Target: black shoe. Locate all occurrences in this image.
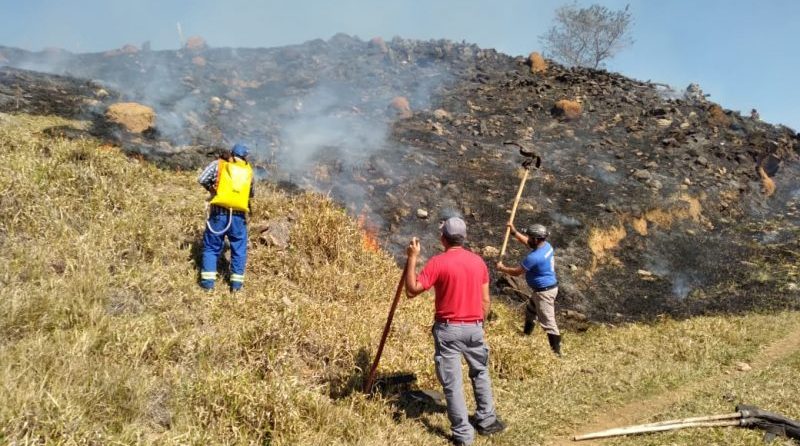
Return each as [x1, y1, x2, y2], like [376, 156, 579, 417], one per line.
[547, 333, 562, 357]
[523, 319, 534, 335]
[477, 418, 506, 436]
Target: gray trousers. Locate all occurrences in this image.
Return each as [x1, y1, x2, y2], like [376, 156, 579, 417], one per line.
[525, 287, 560, 335]
[432, 321, 498, 444]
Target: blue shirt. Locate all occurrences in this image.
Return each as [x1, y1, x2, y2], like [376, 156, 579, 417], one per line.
[522, 241, 557, 289]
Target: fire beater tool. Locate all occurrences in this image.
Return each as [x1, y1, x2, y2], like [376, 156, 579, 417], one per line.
[573, 404, 800, 442]
[499, 141, 541, 258]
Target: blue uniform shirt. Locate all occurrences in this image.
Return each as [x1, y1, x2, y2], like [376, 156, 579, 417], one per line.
[521, 241, 557, 289]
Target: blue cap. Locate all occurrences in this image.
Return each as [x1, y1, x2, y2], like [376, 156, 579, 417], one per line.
[232, 143, 249, 158]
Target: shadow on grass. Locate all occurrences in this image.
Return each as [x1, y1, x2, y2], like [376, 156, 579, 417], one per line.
[327, 347, 452, 441]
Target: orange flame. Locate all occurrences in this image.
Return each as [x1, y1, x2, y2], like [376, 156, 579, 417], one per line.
[357, 211, 380, 253]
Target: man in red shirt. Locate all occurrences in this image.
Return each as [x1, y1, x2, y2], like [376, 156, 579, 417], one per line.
[405, 217, 505, 445]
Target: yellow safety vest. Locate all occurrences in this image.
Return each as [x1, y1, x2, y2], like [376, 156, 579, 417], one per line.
[210, 158, 253, 212]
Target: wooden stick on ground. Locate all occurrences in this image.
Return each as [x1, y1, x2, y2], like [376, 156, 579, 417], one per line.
[634, 412, 743, 428]
[573, 414, 744, 441]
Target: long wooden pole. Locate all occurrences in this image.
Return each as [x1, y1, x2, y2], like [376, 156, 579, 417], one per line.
[634, 412, 742, 428]
[573, 414, 744, 441]
[499, 168, 530, 257]
[363, 259, 410, 394]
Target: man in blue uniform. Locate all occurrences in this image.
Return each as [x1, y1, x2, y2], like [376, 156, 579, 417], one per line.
[197, 143, 254, 292]
[496, 223, 561, 356]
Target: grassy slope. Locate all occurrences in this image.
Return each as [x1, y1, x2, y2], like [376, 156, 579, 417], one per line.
[0, 113, 798, 445]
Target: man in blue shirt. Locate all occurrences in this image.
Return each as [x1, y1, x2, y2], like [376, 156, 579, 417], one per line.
[496, 223, 561, 356]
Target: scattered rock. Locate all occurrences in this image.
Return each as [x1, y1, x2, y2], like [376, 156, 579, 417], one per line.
[563, 309, 588, 322]
[735, 362, 752, 372]
[433, 109, 451, 121]
[633, 169, 652, 181]
[416, 208, 428, 219]
[482, 246, 499, 257]
[257, 217, 292, 250]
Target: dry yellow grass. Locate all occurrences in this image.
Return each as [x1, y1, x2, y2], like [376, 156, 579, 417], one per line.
[587, 225, 627, 271]
[1, 113, 798, 446]
[707, 104, 731, 127]
[553, 99, 583, 121]
[758, 165, 777, 197]
[588, 195, 706, 271]
[528, 52, 547, 74]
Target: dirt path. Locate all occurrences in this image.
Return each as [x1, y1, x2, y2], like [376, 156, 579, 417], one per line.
[549, 324, 800, 446]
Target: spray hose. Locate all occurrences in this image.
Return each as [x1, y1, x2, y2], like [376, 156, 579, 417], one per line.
[205, 204, 233, 235]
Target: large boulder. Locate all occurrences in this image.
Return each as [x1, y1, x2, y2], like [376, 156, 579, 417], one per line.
[105, 102, 156, 133]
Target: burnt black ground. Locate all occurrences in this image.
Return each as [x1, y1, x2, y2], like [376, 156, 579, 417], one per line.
[1, 36, 798, 322]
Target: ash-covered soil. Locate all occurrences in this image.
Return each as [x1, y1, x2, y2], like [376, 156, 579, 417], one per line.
[1, 35, 798, 321]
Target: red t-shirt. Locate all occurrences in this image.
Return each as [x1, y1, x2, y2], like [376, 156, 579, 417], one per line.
[417, 247, 489, 322]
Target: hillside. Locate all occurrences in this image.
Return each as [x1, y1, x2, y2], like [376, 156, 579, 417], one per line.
[1, 34, 799, 445]
[1, 36, 798, 322]
[1, 114, 799, 445]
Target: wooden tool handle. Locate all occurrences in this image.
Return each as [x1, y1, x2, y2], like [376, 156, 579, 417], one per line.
[363, 259, 410, 394]
[500, 168, 530, 257]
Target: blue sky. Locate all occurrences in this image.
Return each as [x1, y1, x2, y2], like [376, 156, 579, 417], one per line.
[1, 0, 798, 130]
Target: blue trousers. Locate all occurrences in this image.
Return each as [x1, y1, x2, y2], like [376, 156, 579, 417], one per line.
[200, 210, 247, 290]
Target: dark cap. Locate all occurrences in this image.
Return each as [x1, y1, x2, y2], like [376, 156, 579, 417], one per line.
[524, 224, 549, 238]
[440, 217, 467, 238]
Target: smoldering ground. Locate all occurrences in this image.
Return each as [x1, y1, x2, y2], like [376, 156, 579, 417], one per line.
[1, 34, 798, 322]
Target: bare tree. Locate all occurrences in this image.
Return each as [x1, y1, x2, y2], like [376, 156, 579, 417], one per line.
[540, 3, 634, 69]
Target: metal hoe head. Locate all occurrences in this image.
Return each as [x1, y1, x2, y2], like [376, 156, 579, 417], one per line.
[503, 140, 542, 169]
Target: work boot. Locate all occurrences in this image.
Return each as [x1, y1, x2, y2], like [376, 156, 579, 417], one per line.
[523, 319, 535, 335]
[547, 333, 562, 357]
